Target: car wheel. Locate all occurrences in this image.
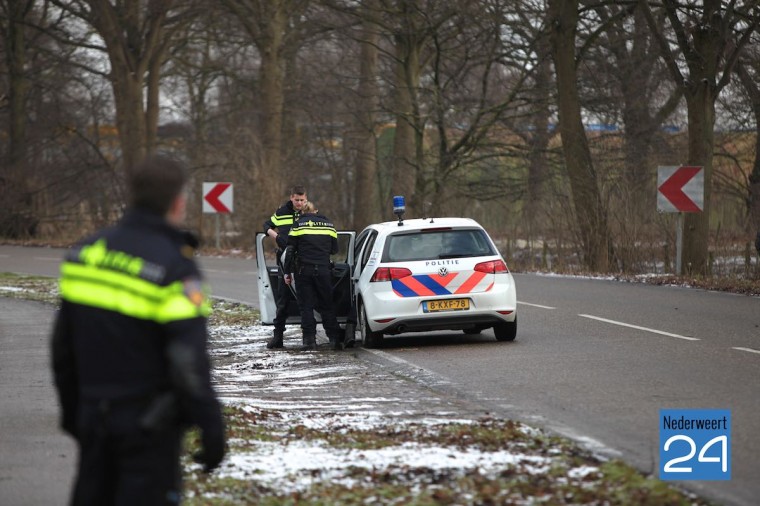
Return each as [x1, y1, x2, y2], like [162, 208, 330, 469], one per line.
[360, 304, 383, 348]
[493, 317, 517, 342]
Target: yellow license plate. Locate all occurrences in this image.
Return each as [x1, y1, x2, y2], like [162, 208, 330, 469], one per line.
[424, 298, 470, 313]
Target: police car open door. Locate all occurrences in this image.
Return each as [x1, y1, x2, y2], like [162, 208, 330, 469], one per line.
[255, 231, 355, 326]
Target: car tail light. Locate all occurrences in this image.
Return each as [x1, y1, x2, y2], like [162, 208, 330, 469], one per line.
[370, 267, 413, 282]
[474, 260, 509, 273]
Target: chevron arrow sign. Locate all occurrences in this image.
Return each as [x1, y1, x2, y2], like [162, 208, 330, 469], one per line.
[657, 166, 703, 213]
[202, 182, 233, 213]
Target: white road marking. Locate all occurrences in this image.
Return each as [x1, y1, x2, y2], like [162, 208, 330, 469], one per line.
[518, 301, 556, 309]
[578, 314, 699, 341]
[732, 347, 760, 355]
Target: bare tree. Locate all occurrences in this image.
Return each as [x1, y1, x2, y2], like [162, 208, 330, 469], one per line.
[385, 0, 429, 217]
[0, 0, 34, 168]
[734, 48, 760, 243]
[50, 0, 197, 172]
[351, 0, 382, 229]
[0, 0, 35, 236]
[580, 3, 683, 271]
[641, 0, 758, 274]
[547, 0, 611, 271]
[219, 0, 314, 223]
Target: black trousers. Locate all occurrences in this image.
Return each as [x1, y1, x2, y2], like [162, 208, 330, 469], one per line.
[71, 400, 183, 506]
[294, 263, 341, 340]
[272, 271, 292, 332]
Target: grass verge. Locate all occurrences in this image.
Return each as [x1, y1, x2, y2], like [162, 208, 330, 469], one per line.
[1, 273, 713, 505]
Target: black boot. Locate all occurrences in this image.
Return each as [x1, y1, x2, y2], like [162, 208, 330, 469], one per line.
[330, 334, 344, 351]
[343, 323, 356, 348]
[300, 335, 317, 351]
[266, 329, 284, 349]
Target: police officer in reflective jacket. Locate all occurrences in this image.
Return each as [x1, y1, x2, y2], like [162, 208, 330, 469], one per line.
[262, 185, 307, 349]
[51, 155, 226, 505]
[283, 201, 343, 351]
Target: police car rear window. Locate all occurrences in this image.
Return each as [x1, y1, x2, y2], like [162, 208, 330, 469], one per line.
[384, 229, 496, 262]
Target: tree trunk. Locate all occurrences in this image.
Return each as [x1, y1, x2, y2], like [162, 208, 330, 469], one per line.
[734, 61, 760, 251]
[353, 3, 381, 229]
[548, 0, 610, 271]
[257, 1, 287, 223]
[749, 117, 760, 241]
[525, 39, 552, 248]
[5, 0, 30, 168]
[111, 66, 148, 173]
[83, 0, 176, 173]
[390, 30, 422, 217]
[1, 0, 34, 237]
[682, 85, 717, 274]
[145, 50, 164, 154]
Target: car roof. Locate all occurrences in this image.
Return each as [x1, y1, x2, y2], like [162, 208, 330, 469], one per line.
[369, 217, 484, 233]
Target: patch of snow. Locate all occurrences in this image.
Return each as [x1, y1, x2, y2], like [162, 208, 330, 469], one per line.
[215, 439, 555, 492]
[0, 286, 25, 292]
[201, 317, 603, 496]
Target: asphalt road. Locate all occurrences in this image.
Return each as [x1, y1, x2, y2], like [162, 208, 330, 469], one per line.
[2, 245, 759, 505]
[0, 298, 77, 505]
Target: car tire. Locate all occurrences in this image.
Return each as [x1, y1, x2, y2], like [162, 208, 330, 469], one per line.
[360, 304, 383, 348]
[493, 317, 517, 342]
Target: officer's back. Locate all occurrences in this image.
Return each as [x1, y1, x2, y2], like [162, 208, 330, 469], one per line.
[51, 155, 225, 505]
[289, 209, 338, 267]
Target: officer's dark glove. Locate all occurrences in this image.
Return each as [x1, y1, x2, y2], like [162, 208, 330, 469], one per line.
[194, 429, 226, 472]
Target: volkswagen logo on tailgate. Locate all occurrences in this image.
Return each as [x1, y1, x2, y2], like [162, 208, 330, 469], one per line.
[438, 267, 448, 277]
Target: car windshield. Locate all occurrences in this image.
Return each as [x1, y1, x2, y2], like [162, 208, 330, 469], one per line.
[385, 229, 496, 262]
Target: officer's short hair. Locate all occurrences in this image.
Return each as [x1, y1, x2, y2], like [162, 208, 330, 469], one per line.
[290, 185, 306, 196]
[129, 155, 188, 216]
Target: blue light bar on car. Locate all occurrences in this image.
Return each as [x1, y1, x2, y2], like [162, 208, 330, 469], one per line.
[393, 195, 405, 225]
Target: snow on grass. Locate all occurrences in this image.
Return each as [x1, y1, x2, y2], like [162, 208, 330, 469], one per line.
[184, 301, 708, 504]
[0, 285, 26, 292]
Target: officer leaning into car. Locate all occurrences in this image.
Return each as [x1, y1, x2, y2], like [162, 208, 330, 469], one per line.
[283, 201, 344, 351]
[262, 185, 308, 349]
[51, 154, 226, 505]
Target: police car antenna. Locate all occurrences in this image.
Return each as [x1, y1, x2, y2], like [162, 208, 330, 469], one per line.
[421, 200, 434, 223]
[393, 195, 405, 226]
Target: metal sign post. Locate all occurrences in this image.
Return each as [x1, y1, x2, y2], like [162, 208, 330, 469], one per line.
[675, 213, 683, 275]
[215, 214, 220, 249]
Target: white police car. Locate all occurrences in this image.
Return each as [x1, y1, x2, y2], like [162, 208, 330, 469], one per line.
[349, 197, 517, 347]
[254, 197, 516, 347]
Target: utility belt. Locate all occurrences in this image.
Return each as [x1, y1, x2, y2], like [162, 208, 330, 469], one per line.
[82, 390, 179, 433]
[296, 262, 329, 276]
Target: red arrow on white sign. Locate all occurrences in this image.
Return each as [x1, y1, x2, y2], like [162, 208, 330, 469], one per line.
[203, 182, 233, 213]
[657, 166, 703, 213]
